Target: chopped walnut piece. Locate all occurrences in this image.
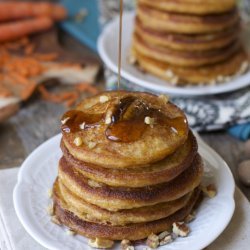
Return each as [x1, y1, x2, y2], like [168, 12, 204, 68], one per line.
[158, 94, 169, 103]
[172, 222, 190, 237]
[66, 229, 76, 236]
[158, 231, 170, 240]
[79, 122, 85, 130]
[144, 116, 155, 126]
[61, 117, 70, 125]
[121, 239, 134, 250]
[88, 141, 97, 149]
[159, 234, 173, 246]
[146, 233, 159, 249]
[165, 69, 174, 78]
[100, 95, 110, 103]
[201, 184, 217, 198]
[74, 137, 82, 146]
[88, 238, 114, 249]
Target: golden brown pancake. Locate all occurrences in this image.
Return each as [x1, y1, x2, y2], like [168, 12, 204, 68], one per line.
[133, 33, 240, 67]
[135, 18, 239, 51]
[61, 130, 197, 187]
[53, 186, 201, 240]
[58, 154, 203, 211]
[137, 4, 239, 34]
[138, 0, 236, 15]
[62, 91, 189, 168]
[55, 179, 195, 225]
[133, 48, 248, 84]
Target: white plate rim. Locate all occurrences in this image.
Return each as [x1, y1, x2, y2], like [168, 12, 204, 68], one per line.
[13, 133, 235, 250]
[97, 12, 250, 96]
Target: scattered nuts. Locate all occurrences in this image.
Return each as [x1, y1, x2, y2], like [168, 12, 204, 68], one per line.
[121, 239, 134, 250]
[159, 234, 173, 246]
[51, 216, 61, 226]
[66, 229, 76, 236]
[88, 238, 114, 249]
[201, 184, 217, 198]
[74, 137, 83, 146]
[88, 141, 97, 149]
[184, 211, 196, 223]
[46, 204, 54, 216]
[100, 95, 110, 103]
[165, 69, 174, 78]
[158, 231, 170, 240]
[146, 233, 159, 249]
[158, 94, 169, 103]
[217, 75, 224, 82]
[239, 61, 249, 74]
[61, 117, 70, 125]
[169, 76, 179, 85]
[144, 116, 155, 126]
[172, 222, 190, 237]
[88, 179, 102, 188]
[79, 122, 85, 130]
[47, 188, 52, 198]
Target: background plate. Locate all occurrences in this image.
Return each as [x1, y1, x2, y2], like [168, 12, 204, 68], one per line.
[13, 133, 235, 250]
[98, 12, 250, 97]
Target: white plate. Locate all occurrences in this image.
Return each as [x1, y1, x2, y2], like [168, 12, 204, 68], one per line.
[13, 133, 235, 250]
[98, 12, 250, 96]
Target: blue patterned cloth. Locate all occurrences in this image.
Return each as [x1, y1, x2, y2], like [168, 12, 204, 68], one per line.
[228, 123, 250, 141]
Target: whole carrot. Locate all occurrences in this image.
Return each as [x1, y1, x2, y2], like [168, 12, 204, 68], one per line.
[0, 17, 53, 42]
[0, 2, 67, 21]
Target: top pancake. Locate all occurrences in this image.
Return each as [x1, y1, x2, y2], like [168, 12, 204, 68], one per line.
[137, 4, 239, 34]
[138, 0, 236, 15]
[61, 91, 189, 168]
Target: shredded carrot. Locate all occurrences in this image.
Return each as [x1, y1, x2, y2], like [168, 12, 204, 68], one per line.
[24, 43, 35, 55]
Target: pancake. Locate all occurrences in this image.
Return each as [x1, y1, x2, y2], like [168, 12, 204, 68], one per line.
[137, 5, 239, 34]
[61, 130, 197, 187]
[133, 48, 248, 84]
[133, 33, 240, 67]
[55, 179, 195, 225]
[138, 0, 236, 15]
[135, 18, 239, 51]
[53, 186, 201, 240]
[58, 154, 203, 211]
[62, 91, 189, 168]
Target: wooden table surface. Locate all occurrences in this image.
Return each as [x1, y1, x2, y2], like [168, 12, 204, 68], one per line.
[0, 30, 249, 202]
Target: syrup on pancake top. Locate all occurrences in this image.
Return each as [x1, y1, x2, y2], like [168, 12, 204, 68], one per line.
[51, 91, 208, 248]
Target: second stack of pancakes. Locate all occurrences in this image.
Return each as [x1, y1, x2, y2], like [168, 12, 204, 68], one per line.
[132, 0, 248, 85]
[53, 91, 203, 241]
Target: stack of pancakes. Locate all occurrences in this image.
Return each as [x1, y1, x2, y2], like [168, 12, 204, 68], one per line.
[52, 91, 203, 241]
[132, 0, 248, 85]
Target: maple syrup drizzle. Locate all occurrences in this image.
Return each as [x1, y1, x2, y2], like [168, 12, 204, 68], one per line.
[117, 0, 123, 89]
[61, 110, 103, 133]
[105, 97, 187, 142]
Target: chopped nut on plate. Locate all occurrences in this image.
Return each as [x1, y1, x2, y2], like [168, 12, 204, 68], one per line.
[121, 239, 134, 250]
[159, 234, 173, 246]
[146, 233, 159, 249]
[66, 229, 76, 236]
[88, 141, 97, 149]
[201, 184, 217, 198]
[88, 238, 114, 249]
[172, 222, 190, 237]
[79, 122, 85, 130]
